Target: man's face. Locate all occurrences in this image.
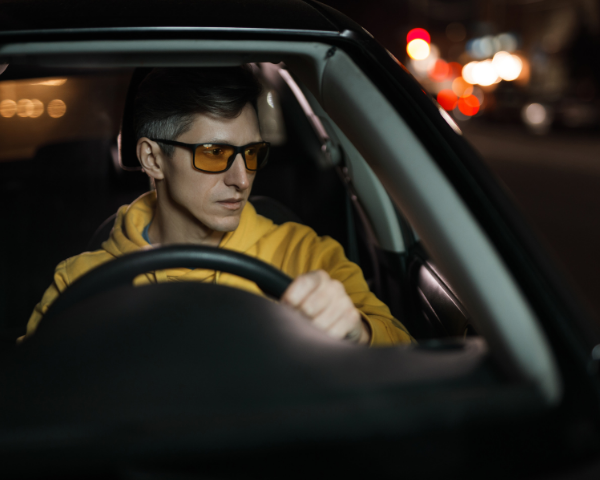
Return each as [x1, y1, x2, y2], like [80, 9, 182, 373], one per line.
[160, 103, 261, 233]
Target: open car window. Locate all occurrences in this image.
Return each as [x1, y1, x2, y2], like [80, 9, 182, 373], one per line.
[0, 36, 560, 394]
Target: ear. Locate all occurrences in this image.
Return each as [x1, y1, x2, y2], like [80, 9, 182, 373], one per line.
[136, 137, 166, 180]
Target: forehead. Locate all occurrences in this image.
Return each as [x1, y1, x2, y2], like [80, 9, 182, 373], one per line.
[180, 105, 261, 143]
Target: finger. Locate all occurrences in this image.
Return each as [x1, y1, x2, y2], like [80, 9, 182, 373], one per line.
[281, 270, 327, 308]
[318, 306, 361, 340]
[310, 295, 348, 331]
[310, 285, 356, 331]
[297, 277, 346, 320]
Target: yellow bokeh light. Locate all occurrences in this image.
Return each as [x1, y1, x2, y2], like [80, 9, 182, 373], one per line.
[17, 99, 34, 118]
[492, 51, 523, 81]
[407, 39, 431, 60]
[462, 62, 478, 85]
[452, 77, 474, 97]
[0, 99, 17, 118]
[48, 99, 66, 118]
[30, 99, 44, 118]
[473, 60, 499, 86]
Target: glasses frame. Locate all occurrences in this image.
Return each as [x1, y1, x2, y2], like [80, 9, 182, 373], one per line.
[150, 138, 270, 173]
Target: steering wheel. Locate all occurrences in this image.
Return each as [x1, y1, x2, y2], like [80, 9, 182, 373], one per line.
[44, 245, 293, 322]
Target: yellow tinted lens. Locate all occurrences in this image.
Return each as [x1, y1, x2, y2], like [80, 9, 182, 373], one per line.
[244, 145, 259, 170]
[194, 145, 234, 172]
[244, 143, 268, 170]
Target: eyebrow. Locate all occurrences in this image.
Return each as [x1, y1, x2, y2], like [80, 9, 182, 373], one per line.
[199, 138, 264, 145]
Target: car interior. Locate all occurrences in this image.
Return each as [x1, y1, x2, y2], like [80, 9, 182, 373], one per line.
[0, 38, 566, 475]
[0, 59, 476, 347]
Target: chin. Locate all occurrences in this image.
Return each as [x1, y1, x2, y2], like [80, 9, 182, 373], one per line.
[206, 214, 242, 233]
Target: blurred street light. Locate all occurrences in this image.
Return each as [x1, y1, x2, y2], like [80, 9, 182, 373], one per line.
[407, 38, 430, 60]
[492, 52, 523, 81]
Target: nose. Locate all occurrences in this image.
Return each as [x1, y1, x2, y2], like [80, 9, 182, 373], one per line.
[223, 153, 251, 191]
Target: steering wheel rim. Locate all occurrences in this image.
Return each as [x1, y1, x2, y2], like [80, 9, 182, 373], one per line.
[44, 245, 293, 322]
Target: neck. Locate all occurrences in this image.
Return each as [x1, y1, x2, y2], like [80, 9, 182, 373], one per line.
[148, 191, 225, 247]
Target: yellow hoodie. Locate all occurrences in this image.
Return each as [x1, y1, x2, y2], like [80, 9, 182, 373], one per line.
[24, 192, 413, 346]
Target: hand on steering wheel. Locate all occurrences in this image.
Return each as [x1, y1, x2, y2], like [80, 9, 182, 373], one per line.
[282, 270, 370, 344]
[42, 245, 369, 345]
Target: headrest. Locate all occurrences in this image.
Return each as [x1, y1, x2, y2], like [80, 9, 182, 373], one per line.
[118, 68, 152, 171]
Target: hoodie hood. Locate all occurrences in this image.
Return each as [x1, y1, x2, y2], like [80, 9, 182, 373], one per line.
[100, 191, 277, 282]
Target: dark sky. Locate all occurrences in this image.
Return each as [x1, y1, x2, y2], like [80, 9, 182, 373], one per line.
[316, 0, 412, 57]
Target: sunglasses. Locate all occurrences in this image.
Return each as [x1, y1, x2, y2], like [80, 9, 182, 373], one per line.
[150, 138, 270, 173]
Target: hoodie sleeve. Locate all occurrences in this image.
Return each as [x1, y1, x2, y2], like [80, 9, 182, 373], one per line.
[18, 259, 71, 343]
[18, 249, 115, 343]
[278, 225, 414, 346]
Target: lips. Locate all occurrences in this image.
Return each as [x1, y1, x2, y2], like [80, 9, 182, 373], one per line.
[217, 198, 244, 210]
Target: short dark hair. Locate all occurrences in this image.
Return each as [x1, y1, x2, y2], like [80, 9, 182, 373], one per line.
[133, 66, 262, 157]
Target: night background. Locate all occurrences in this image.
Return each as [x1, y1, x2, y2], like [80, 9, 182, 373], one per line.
[319, 0, 600, 325]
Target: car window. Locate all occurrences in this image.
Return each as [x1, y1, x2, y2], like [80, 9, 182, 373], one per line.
[0, 38, 560, 405]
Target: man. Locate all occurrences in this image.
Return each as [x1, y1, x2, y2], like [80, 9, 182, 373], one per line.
[22, 66, 412, 346]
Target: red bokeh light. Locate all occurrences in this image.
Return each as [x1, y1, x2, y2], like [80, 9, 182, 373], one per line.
[429, 59, 451, 82]
[407, 28, 430, 44]
[457, 95, 480, 116]
[437, 89, 458, 111]
[448, 62, 463, 79]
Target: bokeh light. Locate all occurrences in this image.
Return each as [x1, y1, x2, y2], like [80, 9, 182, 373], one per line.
[522, 103, 552, 133]
[458, 95, 480, 116]
[437, 89, 458, 111]
[30, 99, 44, 118]
[522, 103, 547, 126]
[0, 99, 17, 118]
[407, 28, 430, 44]
[479, 36, 496, 57]
[452, 77, 474, 97]
[496, 33, 518, 53]
[48, 99, 66, 118]
[492, 51, 523, 81]
[407, 39, 431, 60]
[410, 44, 439, 75]
[471, 86, 485, 105]
[429, 59, 450, 81]
[448, 62, 463, 79]
[462, 61, 478, 84]
[472, 60, 499, 86]
[17, 99, 33, 118]
[468, 36, 496, 59]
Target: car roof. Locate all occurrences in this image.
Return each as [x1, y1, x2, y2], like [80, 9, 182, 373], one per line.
[0, 0, 339, 33]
